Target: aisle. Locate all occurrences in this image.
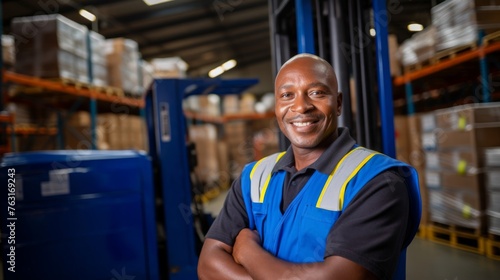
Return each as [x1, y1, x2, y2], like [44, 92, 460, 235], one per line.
[407, 237, 500, 279]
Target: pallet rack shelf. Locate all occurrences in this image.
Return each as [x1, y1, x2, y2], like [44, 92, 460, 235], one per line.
[2, 70, 146, 151]
[3, 71, 145, 108]
[393, 41, 500, 114]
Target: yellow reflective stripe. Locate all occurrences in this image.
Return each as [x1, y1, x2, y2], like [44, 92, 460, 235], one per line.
[338, 152, 377, 209]
[258, 152, 286, 203]
[250, 158, 264, 179]
[316, 147, 362, 208]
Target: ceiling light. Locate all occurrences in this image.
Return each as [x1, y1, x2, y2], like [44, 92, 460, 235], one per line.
[208, 66, 224, 78]
[408, 23, 423, 32]
[208, 59, 238, 78]
[222, 59, 237, 71]
[79, 9, 96, 22]
[369, 28, 376, 37]
[143, 0, 174, 6]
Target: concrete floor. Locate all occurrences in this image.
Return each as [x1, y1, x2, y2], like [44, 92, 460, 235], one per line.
[205, 190, 500, 279]
[407, 237, 500, 280]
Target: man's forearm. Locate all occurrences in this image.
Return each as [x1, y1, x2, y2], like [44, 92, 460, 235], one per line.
[236, 240, 323, 280]
[198, 238, 252, 280]
[233, 230, 376, 280]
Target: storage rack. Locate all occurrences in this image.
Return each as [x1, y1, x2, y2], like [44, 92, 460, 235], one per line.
[2, 70, 145, 151]
[393, 39, 500, 115]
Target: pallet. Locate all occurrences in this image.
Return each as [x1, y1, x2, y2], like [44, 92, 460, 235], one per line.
[486, 233, 500, 261]
[50, 78, 91, 90]
[92, 85, 124, 98]
[416, 224, 427, 239]
[433, 43, 478, 63]
[403, 43, 478, 74]
[9, 84, 45, 95]
[483, 30, 500, 46]
[430, 221, 483, 236]
[427, 223, 485, 255]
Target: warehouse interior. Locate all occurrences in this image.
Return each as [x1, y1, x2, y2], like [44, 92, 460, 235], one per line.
[1, 0, 500, 279]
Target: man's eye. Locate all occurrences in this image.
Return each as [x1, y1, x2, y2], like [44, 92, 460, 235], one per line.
[310, 91, 324, 96]
[281, 92, 293, 98]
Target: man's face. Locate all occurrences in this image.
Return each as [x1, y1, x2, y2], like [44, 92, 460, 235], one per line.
[274, 58, 342, 150]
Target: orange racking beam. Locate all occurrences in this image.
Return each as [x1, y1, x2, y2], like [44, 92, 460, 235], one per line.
[2, 71, 145, 108]
[394, 42, 500, 86]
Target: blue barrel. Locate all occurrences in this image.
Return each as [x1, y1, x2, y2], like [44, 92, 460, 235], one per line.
[0, 150, 158, 280]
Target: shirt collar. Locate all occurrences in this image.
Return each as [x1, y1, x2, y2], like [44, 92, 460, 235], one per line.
[273, 127, 356, 175]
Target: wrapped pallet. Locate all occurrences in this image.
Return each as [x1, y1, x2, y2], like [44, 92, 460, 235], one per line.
[485, 147, 500, 235]
[150, 56, 188, 78]
[2, 35, 15, 68]
[105, 38, 141, 97]
[11, 14, 89, 83]
[89, 31, 108, 87]
[432, 0, 500, 51]
[397, 26, 437, 67]
[425, 102, 500, 233]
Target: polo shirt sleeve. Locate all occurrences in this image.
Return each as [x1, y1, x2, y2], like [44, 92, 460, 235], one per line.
[325, 169, 410, 280]
[204, 174, 249, 247]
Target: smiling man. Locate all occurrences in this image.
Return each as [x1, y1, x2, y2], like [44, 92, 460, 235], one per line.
[198, 54, 421, 280]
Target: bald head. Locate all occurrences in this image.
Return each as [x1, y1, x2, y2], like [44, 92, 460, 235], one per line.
[276, 53, 338, 92]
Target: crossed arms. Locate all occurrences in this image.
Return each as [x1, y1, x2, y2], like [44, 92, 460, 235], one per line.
[197, 229, 377, 280]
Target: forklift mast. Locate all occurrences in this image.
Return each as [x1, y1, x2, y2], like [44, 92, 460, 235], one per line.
[144, 78, 258, 280]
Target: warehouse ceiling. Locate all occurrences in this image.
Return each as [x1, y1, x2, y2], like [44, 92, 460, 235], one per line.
[2, 0, 435, 77]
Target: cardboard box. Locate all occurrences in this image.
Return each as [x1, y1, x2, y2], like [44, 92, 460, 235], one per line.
[388, 34, 402, 77]
[427, 150, 480, 171]
[425, 169, 485, 192]
[408, 114, 426, 168]
[435, 103, 500, 130]
[488, 214, 500, 235]
[394, 115, 410, 163]
[488, 191, 500, 213]
[189, 124, 221, 187]
[429, 188, 486, 231]
[150, 57, 188, 78]
[485, 148, 500, 167]
[11, 14, 89, 83]
[99, 113, 121, 149]
[68, 111, 91, 127]
[64, 124, 106, 150]
[486, 170, 500, 191]
[2, 35, 15, 66]
[105, 38, 141, 96]
[437, 127, 500, 149]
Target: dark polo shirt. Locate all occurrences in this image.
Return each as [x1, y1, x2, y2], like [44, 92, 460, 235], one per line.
[206, 127, 410, 280]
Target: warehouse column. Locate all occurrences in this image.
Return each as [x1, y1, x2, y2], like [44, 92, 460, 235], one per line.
[295, 0, 315, 54]
[328, 0, 353, 129]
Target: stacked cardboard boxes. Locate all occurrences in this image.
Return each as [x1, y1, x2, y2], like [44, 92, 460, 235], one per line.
[64, 111, 147, 151]
[2, 35, 15, 69]
[224, 121, 254, 179]
[189, 124, 230, 192]
[425, 103, 500, 232]
[99, 113, 147, 151]
[12, 14, 89, 84]
[150, 57, 188, 78]
[105, 38, 142, 97]
[405, 114, 430, 227]
[485, 148, 500, 235]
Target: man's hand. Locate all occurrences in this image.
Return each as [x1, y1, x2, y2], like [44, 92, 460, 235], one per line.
[233, 228, 261, 264]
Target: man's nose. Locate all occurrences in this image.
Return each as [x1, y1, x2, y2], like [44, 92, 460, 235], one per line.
[290, 94, 313, 113]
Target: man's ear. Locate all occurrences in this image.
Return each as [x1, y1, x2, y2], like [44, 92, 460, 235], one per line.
[337, 92, 343, 116]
